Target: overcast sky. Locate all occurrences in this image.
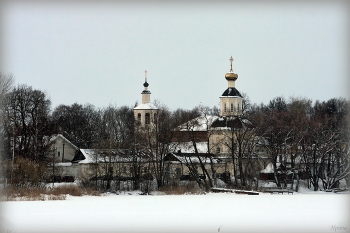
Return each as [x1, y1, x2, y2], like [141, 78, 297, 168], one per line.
[1, 0, 349, 111]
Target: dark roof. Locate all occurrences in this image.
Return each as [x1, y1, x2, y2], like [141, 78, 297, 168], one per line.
[221, 87, 242, 97]
[71, 150, 86, 163]
[210, 116, 253, 129]
[164, 153, 222, 163]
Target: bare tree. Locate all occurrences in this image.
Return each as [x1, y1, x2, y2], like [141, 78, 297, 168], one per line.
[173, 111, 216, 192]
[52, 103, 100, 148]
[3, 84, 52, 162]
[320, 139, 350, 190]
[254, 97, 297, 188]
[217, 116, 256, 188]
[0, 73, 14, 166]
[143, 100, 173, 188]
[92, 105, 134, 191]
[0, 73, 14, 99]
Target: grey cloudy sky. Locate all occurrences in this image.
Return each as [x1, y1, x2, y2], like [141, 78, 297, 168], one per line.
[1, 0, 349, 111]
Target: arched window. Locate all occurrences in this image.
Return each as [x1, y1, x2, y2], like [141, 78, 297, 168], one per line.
[237, 103, 240, 113]
[223, 103, 227, 112]
[230, 103, 234, 112]
[145, 113, 150, 125]
[216, 147, 220, 154]
[137, 113, 141, 123]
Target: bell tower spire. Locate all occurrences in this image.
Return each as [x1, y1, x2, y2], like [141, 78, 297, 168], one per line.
[225, 56, 238, 88]
[142, 70, 151, 104]
[134, 70, 159, 129]
[220, 56, 243, 116]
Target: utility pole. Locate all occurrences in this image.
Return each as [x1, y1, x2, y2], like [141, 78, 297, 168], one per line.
[10, 125, 15, 185]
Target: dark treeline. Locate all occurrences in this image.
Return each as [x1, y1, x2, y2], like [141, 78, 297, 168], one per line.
[248, 96, 350, 191]
[0, 83, 203, 159]
[1, 73, 349, 191]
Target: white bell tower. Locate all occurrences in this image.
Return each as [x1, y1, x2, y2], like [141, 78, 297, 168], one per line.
[219, 56, 243, 117]
[133, 70, 158, 128]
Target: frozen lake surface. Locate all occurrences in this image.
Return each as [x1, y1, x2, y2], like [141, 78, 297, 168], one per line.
[1, 190, 349, 233]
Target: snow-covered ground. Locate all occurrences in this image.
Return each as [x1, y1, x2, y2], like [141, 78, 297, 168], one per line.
[1, 190, 349, 233]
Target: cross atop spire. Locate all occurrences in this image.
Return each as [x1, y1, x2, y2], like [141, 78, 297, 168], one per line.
[225, 56, 238, 82]
[143, 70, 149, 88]
[229, 56, 234, 72]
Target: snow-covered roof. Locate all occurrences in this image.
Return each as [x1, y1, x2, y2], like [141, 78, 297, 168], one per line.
[50, 134, 78, 150]
[133, 102, 158, 110]
[79, 149, 152, 164]
[176, 115, 219, 132]
[169, 141, 208, 154]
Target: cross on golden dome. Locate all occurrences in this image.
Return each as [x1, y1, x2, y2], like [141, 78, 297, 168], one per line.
[229, 56, 234, 72]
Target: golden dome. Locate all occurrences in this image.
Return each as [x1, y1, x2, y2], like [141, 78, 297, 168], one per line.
[225, 72, 238, 81]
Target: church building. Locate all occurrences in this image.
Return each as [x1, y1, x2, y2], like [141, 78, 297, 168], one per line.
[166, 56, 269, 183]
[171, 56, 248, 153]
[209, 56, 248, 155]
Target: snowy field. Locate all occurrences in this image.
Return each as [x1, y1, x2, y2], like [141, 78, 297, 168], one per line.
[1, 190, 349, 233]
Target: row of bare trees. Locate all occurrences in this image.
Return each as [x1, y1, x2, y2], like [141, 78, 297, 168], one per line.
[250, 96, 350, 191]
[0, 78, 205, 189]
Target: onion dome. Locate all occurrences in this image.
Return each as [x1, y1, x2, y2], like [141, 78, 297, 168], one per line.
[142, 70, 151, 94]
[225, 56, 238, 81]
[225, 72, 238, 81]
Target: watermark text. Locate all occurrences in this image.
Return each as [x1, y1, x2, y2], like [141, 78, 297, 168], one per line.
[330, 225, 347, 231]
